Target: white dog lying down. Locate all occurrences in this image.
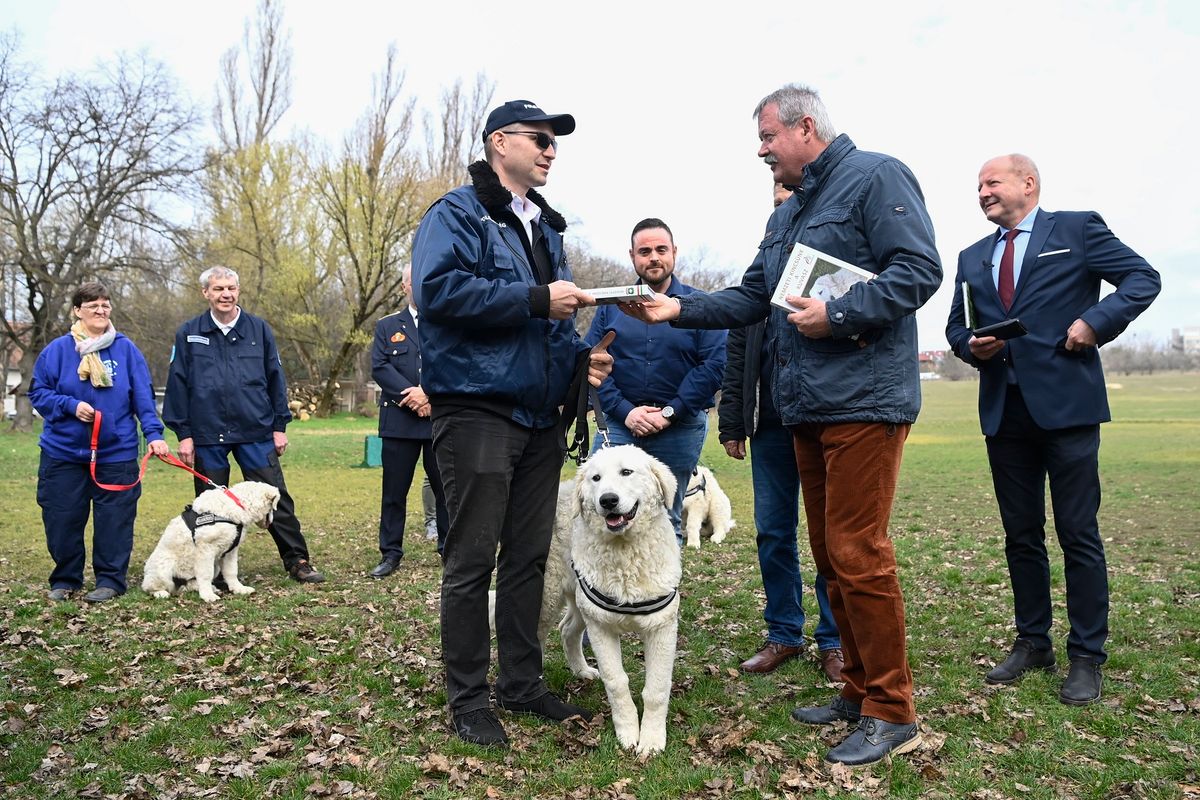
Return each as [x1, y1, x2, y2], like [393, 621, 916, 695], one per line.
[142, 481, 280, 603]
[541, 445, 681, 757]
[680, 465, 736, 549]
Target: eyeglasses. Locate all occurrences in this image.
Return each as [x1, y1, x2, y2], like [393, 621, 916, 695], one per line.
[503, 130, 558, 151]
[80, 302, 112, 312]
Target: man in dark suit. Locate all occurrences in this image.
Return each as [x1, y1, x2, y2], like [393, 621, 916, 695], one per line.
[946, 154, 1160, 705]
[369, 265, 447, 577]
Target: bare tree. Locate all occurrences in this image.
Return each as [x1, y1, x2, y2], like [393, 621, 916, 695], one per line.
[214, 0, 291, 150]
[423, 74, 492, 190]
[0, 35, 199, 430]
[308, 46, 422, 416]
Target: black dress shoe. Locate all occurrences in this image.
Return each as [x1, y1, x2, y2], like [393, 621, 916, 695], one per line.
[452, 707, 509, 747]
[368, 558, 400, 579]
[1060, 659, 1102, 706]
[498, 692, 594, 722]
[791, 695, 862, 725]
[985, 640, 1056, 684]
[825, 716, 921, 766]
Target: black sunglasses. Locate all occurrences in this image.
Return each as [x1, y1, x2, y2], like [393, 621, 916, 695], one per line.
[503, 130, 558, 151]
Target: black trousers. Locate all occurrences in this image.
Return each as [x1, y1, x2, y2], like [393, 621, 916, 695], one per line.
[193, 444, 310, 570]
[434, 408, 563, 713]
[986, 385, 1108, 663]
[379, 437, 447, 559]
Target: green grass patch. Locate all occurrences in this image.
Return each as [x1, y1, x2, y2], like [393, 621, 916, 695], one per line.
[1, 374, 1198, 798]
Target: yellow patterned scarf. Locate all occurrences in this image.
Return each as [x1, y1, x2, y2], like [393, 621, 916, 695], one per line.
[71, 320, 115, 388]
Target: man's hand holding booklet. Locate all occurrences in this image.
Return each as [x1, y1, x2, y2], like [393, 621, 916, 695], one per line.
[770, 242, 874, 313]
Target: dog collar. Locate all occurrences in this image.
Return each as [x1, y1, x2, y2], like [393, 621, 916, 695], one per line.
[684, 470, 707, 498]
[572, 563, 677, 616]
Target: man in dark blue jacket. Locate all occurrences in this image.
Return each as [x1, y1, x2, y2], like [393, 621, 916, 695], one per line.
[163, 266, 324, 585]
[621, 83, 941, 767]
[946, 154, 1159, 706]
[584, 218, 726, 547]
[412, 99, 613, 748]
[369, 265, 447, 577]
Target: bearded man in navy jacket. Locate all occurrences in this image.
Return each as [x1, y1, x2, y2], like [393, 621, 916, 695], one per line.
[946, 154, 1160, 706]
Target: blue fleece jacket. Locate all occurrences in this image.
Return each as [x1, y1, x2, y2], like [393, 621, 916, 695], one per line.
[29, 332, 165, 463]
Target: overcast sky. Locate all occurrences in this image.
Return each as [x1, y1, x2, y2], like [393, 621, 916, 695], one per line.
[6, 0, 1197, 350]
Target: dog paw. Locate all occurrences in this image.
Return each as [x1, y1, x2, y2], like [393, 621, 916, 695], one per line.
[635, 735, 666, 758]
[710, 532, 726, 544]
[615, 726, 640, 751]
[574, 665, 600, 681]
[230, 585, 255, 595]
[686, 539, 700, 550]
[198, 591, 220, 603]
[151, 590, 170, 599]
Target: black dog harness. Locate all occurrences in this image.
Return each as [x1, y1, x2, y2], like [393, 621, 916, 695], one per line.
[181, 505, 245, 558]
[684, 467, 707, 498]
[572, 564, 677, 616]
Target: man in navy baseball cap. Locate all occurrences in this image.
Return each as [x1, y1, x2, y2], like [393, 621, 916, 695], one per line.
[482, 100, 576, 142]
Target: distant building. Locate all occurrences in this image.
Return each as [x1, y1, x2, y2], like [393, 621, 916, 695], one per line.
[1170, 327, 1200, 355]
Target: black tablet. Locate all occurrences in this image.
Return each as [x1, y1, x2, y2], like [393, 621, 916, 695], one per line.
[972, 319, 1028, 339]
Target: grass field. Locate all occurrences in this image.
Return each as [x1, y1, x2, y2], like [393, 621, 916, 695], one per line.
[1, 374, 1198, 799]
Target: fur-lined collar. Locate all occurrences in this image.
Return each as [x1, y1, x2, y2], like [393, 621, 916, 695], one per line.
[468, 160, 567, 233]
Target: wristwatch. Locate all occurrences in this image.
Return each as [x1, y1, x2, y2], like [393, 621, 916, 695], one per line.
[660, 405, 675, 420]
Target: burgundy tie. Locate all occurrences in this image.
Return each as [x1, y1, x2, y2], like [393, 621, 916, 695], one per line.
[998, 229, 1020, 311]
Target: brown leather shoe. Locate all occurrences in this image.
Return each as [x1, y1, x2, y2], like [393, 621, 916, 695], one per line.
[740, 642, 803, 674]
[819, 648, 845, 682]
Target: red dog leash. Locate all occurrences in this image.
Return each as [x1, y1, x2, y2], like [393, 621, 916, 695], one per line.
[89, 409, 245, 509]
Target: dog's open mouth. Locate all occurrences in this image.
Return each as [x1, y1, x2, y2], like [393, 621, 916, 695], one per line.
[605, 501, 639, 532]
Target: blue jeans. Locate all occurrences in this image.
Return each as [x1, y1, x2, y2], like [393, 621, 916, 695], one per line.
[593, 409, 709, 542]
[751, 421, 840, 650]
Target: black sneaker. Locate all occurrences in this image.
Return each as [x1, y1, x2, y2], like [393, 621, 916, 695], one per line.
[498, 692, 594, 722]
[452, 707, 509, 747]
[288, 560, 325, 584]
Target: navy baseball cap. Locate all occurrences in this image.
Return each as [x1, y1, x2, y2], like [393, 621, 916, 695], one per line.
[482, 100, 576, 142]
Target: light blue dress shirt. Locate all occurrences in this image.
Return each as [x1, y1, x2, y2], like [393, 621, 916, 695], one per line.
[990, 206, 1040, 291]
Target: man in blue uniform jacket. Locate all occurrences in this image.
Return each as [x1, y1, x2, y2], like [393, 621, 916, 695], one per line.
[164, 266, 325, 585]
[369, 265, 448, 577]
[946, 154, 1160, 706]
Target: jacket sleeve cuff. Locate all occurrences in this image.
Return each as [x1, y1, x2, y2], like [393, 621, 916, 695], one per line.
[528, 285, 551, 318]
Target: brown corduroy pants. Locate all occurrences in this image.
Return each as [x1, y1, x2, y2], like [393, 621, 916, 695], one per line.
[791, 421, 915, 724]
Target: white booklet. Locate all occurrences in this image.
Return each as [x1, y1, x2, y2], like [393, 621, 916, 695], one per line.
[588, 284, 657, 305]
[770, 243, 875, 313]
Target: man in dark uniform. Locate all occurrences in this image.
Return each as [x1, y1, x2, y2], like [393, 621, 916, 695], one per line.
[163, 266, 324, 584]
[369, 265, 448, 577]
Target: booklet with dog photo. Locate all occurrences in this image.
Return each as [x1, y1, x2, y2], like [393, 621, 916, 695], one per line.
[770, 243, 875, 313]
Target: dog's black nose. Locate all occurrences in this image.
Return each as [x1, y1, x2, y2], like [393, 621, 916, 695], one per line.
[598, 492, 620, 511]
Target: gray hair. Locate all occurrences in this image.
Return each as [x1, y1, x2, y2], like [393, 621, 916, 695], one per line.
[199, 266, 240, 289]
[753, 83, 838, 143]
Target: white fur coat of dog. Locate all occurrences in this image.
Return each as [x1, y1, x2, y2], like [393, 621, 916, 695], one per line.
[542, 445, 681, 757]
[680, 465, 736, 549]
[141, 481, 280, 603]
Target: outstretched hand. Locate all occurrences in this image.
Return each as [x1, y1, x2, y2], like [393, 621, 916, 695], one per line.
[618, 293, 680, 324]
[588, 330, 616, 387]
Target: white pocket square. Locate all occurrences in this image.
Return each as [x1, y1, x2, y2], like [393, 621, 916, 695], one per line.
[1037, 248, 1070, 258]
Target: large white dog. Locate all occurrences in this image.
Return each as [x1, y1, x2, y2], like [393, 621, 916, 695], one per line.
[142, 481, 280, 603]
[543, 445, 681, 757]
[680, 465, 736, 549]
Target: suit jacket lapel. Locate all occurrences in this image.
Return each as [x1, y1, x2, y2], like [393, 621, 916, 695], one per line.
[1012, 209, 1054, 310]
